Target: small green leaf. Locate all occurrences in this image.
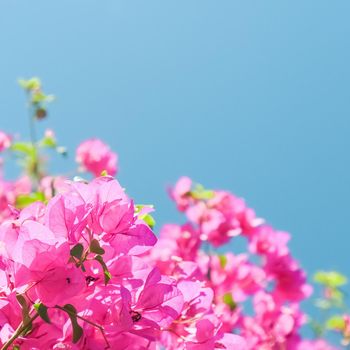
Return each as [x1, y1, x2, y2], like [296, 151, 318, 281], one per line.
[326, 315, 345, 330]
[63, 304, 77, 313]
[135, 204, 156, 228]
[141, 213, 156, 229]
[314, 271, 347, 288]
[18, 77, 41, 91]
[222, 293, 236, 311]
[329, 288, 344, 304]
[31, 91, 55, 104]
[70, 244, 84, 260]
[135, 204, 142, 213]
[104, 270, 112, 283]
[219, 255, 227, 269]
[11, 142, 35, 156]
[89, 239, 105, 255]
[62, 304, 83, 344]
[40, 135, 56, 148]
[95, 255, 111, 285]
[15, 192, 46, 209]
[309, 320, 324, 337]
[34, 303, 50, 323]
[135, 204, 154, 213]
[190, 184, 215, 200]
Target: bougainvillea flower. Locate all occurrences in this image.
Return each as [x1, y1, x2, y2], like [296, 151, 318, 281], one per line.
[0, 131, 11, 152]
[76, 138, 118, 177]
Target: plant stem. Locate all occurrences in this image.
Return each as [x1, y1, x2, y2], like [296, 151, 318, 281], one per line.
[27, 94, 40, 190]
[55, 306, 110, 349]
[1, 313, 39, 350]
[29, 109, 37, 148]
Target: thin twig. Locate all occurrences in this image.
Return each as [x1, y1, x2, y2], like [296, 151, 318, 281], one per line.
[55, 306, 110, 349]
[1, 313, 39, 350]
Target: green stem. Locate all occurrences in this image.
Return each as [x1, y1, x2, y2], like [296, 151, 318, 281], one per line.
[27, 95, 40, 190]
[1, 313, 39, 350]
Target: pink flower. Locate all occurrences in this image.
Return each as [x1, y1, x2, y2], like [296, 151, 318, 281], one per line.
[84, 267, 183, 345]
[169, 176, 193, 211]
[0, 131, 11, 152]
[33, 265, 86, 307]
[76, 138, 118, 177]
[0, 138, 341, 349]
[0, 176, 31, 221]
[39, 176, 68, 199]
[0, 292, 22, 345]
[159, 223, 201, 261]
[209, 253, 265, 303]
[129, 268, 184, 330]
[341, 314, 350, 345]
[185, 317, 247, 350]
[248, 225, 290, 257]
[46, 177, 157, 254]
[45, 192, 90, 243]
[264, 254, 312, 303]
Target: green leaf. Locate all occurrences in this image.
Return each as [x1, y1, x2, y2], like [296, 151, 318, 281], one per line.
[223, 293, 236, 311]
[135, 204, 142, 213]
[62, 304, 83, 344]
[309, 320, 324, 337]
[135, 204, 156, 229]
[89, 239, 105, 255]
[15, 192, 46, 209]
[94, 255, 111, 285]
[16, 294, 32, 333]
[18, 77, 41, 91]
[104, 270, 112, 284]
[34, 303, 50, 323]
[314, 271, 347, 288]
[219, 255, 227, 269]
[329, 288, 344, 305]
[135, 204, 154, 213]
[326, 315, 345, 330]
[31, 91, 55, 104]
[70, 244, 84, 260]
[190, 184, 215, 200]
[40, 136, 56, 148]
[11, 142, 35, 156]
[141, 213, 156, 229]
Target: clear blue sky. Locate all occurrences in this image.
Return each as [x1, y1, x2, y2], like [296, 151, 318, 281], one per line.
[1, 1, 349, 281]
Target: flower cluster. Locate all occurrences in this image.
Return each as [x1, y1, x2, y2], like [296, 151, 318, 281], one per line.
[1, 127, 347, 349]
[76, 138, 118, 177]
[0, 78, 347, 349]
[153, 177, 334, 349]
[0, 166, 247, 349]
[0, 132, 11, 153]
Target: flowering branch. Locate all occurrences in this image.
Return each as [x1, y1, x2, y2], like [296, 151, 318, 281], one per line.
[1, 313, 40, 350]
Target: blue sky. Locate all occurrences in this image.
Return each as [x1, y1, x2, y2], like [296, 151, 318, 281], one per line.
[1, 1, 350, 282]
